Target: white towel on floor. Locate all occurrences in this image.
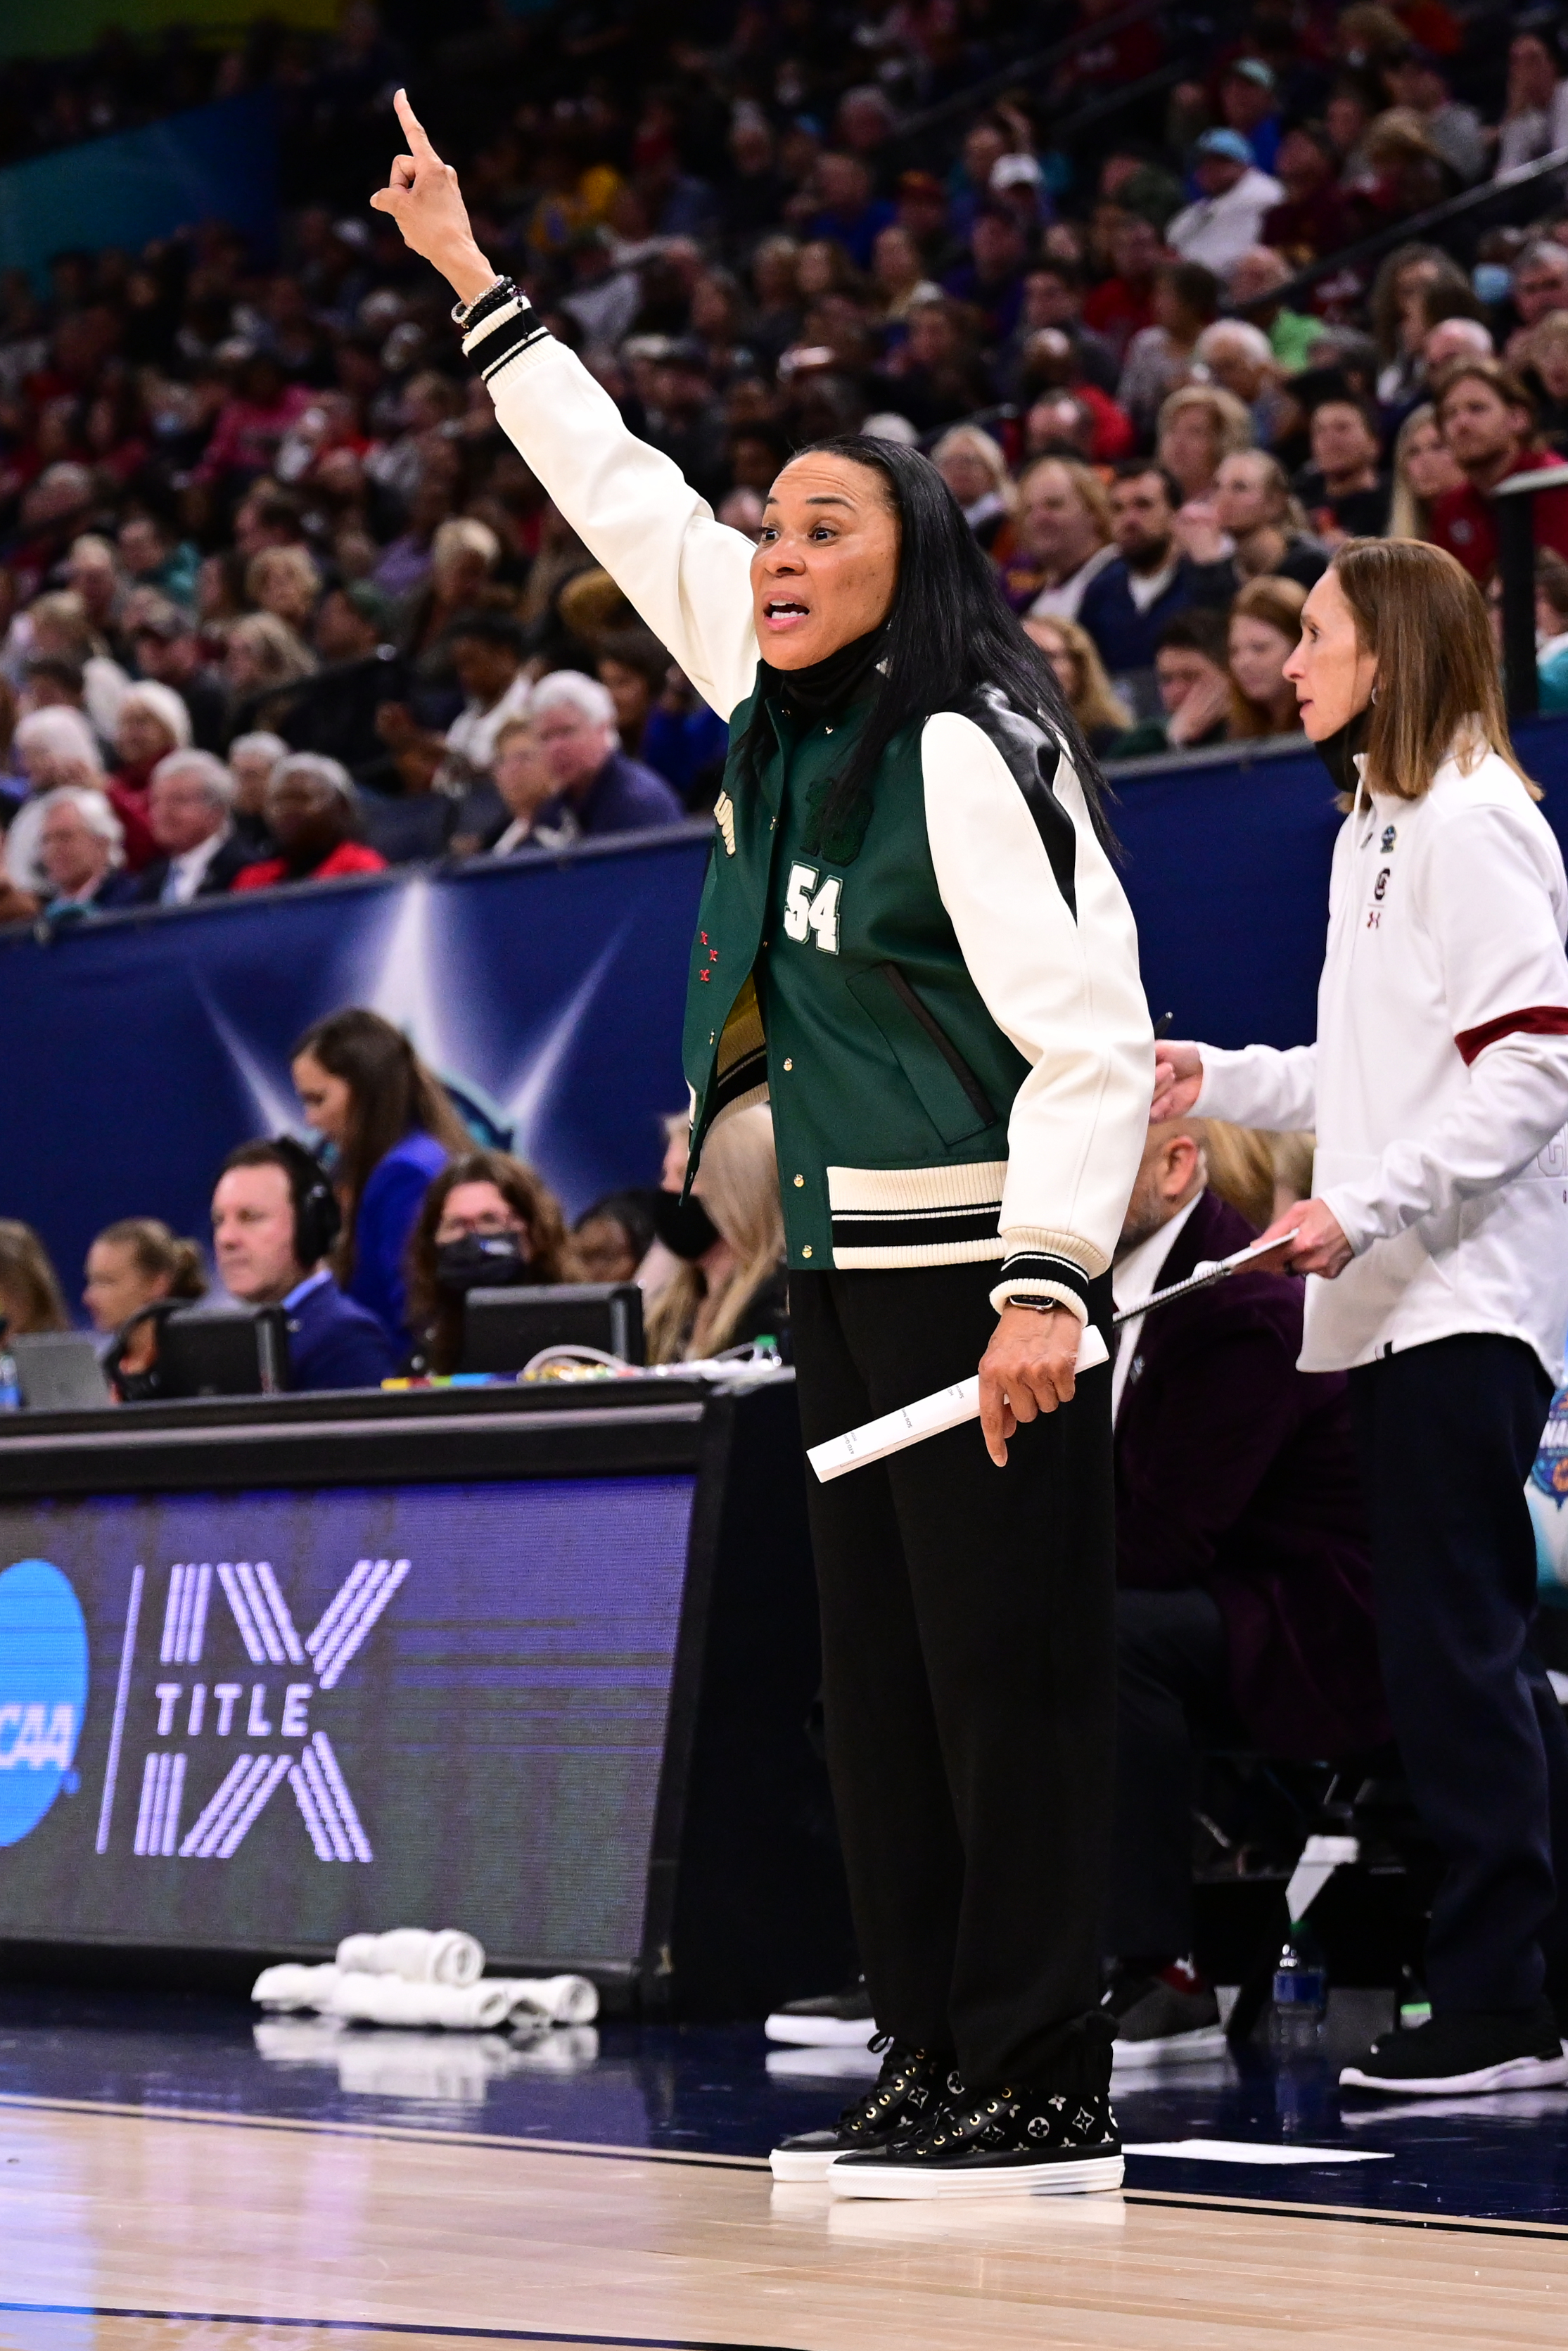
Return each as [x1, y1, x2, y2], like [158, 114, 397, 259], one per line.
[334, 1928, 485, 1986]
[249, 1961, 599, 2032]
[253, 1962, 342, 2010]
[503, 1973, 599, 2025]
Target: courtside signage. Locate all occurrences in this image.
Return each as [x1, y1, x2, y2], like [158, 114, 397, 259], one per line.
[0, 1478, 696, 1963]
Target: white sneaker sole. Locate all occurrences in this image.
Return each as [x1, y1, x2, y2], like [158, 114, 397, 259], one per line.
[769, 2145, 840, 2181]
[765, 2014, 877, 2048]
[1113, 2025, 1229, 2070]
[827, 2153, 1124, 2200]
[1339, 2049, 1568, 2096]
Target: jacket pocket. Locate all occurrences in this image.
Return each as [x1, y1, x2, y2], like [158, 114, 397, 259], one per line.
[847, 962, 997, 1147]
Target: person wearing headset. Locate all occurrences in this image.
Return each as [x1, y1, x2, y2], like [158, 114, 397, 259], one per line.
[211, 1139, 396, 1391]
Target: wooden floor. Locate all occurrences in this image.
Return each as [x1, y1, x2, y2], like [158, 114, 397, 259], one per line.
[2, 2095, 1567, 2351]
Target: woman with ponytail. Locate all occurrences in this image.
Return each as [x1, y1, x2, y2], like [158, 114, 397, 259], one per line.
[1156, 538, 1568, 2100]
[373, 92, 1153, 2198]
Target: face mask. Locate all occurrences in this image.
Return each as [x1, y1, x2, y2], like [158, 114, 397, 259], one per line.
[650, 1188, 720, 1262]
[434, 1232, 533, 1296]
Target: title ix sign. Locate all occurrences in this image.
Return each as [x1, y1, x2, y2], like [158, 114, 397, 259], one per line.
[96, 1555, 409, 1866]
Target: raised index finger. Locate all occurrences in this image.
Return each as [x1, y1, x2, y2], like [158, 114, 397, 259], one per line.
[393, 88, 440, 162]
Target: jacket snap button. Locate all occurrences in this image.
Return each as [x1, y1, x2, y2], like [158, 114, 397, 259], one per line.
[802, 1244, 813, 1259]
[793, 1174, 804, 1187]
[782, 1057, 793, 1071]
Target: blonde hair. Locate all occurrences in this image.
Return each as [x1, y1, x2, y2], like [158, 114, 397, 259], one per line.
[226, 609, 317, 687]
[1332, 538, 1535, 801]
[93, 1218, 208, 1301]
[432, 516, 502, 573]
[931, 424, 1016, 511]
[0, 1220, 69, 1336]
[1156, 383, 1254, 465]
[645, 1105, 786, 1363]
[1271, 1131, 1315, 1210]
[245, 542, 321, 613]
[1386, 402, 1443, 541]
[1017, 455, 1113, 544]
[1194, 1120, 1277, 1232]
[1026, 614, 1131, 737]
[1227, 574, 1308, 739]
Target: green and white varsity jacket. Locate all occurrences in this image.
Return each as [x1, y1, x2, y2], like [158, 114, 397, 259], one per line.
[459, 283, 1154, 1322]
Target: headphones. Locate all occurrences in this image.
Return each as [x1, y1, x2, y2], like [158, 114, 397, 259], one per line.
[269, 1135, 343, 1268]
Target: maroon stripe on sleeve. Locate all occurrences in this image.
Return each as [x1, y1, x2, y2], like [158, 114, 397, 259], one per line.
[1455, 1006, 1568, 1066]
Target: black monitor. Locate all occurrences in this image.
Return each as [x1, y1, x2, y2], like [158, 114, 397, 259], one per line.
[461, 1282, 645, 1372]
[157, 1306, 290, 1399]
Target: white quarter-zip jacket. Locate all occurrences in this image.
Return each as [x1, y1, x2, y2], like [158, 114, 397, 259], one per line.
[454, 284, 1154, 1313]
[1194, 744, 1568, 1380]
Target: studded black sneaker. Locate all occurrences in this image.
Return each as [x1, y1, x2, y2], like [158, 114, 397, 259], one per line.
[769, 2039, 952, 2181]
[827, 2076, 1123, 2199]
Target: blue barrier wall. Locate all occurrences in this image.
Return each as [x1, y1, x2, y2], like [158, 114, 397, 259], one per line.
[4, 714, 1568, 1303]
[0, 92, 276, 286]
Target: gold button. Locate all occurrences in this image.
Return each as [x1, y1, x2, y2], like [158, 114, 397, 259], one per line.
[783, 1057, 793, 1070]
[825, 725, 834, 734]
[802, 1244, 813, 1259]
[793, 1173, 804, 1187]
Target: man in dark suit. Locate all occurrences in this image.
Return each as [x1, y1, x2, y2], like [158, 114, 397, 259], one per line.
[1104, 1116, 1385, 2061]
[212, 1140, 395, 1391]
[131, 751, 255, 905]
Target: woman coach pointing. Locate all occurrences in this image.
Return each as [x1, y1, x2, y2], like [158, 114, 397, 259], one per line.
[1157, 540, 1568, 2099]
[374, 94, 1152, 2197]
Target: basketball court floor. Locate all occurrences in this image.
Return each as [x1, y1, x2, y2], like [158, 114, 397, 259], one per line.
[1, 1983, 1566, 2350]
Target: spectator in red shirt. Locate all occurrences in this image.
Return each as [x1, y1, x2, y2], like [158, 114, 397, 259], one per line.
[1082, 213, 1166, 361]
[193, 352, 314, 490]
[106, 682, 191, 872]
[1428, 357, 1568, 582]
[232, 753, 388, 893]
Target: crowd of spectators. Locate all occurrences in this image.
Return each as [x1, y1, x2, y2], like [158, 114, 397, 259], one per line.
[0, 1001, 793, 1388]
[4, 0, 1568, 919]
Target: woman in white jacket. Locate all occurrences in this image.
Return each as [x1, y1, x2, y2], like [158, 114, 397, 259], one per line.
[1156, 537, 1568, 2098]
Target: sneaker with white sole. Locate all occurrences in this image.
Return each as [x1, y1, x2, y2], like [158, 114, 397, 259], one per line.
[1104, 1964, 1228, 2070]
[765, 1977, 876, 2049]
[1339, 2000, 1568, 2096]
[827, 2078, 1123, 2200]
[769, 2038, 950, 2181]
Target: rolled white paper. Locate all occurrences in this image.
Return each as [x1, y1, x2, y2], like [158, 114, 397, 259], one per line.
[808, 1321, 1111, 1484]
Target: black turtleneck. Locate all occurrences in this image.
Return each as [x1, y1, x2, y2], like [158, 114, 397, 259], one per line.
[765, 622, 888, 725]
[1313, 701, 1373, 801]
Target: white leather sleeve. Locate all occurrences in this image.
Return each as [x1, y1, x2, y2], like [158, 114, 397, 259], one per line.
[922, 711, 1154, 1320]
[473, 320, 760, 722]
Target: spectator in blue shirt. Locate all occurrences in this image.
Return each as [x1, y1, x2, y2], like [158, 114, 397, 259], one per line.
[291, 1007, 471, 1349]
[529, 671, 686, 836]
[804, 151, 895, 270]
[1078, 462, 1199, 682]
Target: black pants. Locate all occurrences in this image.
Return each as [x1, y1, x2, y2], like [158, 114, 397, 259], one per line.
[1349, 1334, 1568, 2013]
[1107, 1586, 1234, 1963]
[790, 1263, 1116, 2088]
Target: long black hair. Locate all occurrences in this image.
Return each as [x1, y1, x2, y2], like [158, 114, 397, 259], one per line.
[739, 433, 1114, 862]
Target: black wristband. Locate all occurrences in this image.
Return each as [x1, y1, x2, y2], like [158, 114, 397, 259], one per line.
[452, 275, 515, 331]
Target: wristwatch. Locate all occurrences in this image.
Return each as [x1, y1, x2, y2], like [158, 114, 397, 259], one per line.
[1005, 1296, 1066, 1314]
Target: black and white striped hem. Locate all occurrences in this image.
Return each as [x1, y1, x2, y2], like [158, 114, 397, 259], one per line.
[458, 283, 551, 383]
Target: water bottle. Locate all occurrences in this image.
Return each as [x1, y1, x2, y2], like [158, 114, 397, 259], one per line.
[1271, 1917, 1327, 2045]
[0, 1318, 18, 1413]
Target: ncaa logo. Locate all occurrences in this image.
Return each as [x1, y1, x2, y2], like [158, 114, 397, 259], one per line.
[0, 1559, 87, 1846]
